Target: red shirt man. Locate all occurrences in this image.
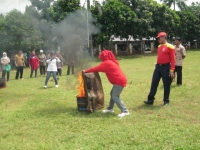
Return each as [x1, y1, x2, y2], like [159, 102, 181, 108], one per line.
[144, 32, 175, 105]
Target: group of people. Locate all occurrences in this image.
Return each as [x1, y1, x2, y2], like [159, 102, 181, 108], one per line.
[0, 49, 76, 88]
[1, 31, 186, 118]
[84, 32, 186, 118]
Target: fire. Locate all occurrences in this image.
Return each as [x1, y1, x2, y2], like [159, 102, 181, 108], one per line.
[77, 72, 85, 97]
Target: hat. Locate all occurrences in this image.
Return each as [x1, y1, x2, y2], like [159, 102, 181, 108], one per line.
[156, 32, 167, 38]
[3, 52, 6, 55]
[40, 50, 43, 53]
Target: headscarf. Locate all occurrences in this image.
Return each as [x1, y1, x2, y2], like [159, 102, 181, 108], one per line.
[98, 50, 119, 65]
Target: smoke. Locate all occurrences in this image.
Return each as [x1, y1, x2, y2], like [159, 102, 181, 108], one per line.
[52, 9, 100, 73]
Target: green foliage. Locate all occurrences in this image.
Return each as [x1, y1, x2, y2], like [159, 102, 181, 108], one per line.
[176, 10, 200, 41]
[151, 3, 180, 38]
[4, 10, 46, 52]
[49, 0, 81, 22]
[91, 0, 137, 46]
[0, 14, 8, 53]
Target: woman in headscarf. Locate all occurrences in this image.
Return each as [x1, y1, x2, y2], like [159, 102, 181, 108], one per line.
[29, 51, 39, 78]
[1, 52, 10, 81]
[84, 50, 129, 118]
[38, 50, 46, 75]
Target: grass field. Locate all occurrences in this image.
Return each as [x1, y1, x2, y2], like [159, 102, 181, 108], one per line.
[0, 50, 200, 150]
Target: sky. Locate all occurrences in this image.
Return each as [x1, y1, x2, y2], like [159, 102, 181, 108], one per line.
[0, 0, 199, 15]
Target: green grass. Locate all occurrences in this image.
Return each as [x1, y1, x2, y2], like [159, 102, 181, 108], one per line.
[0, 50, 200, 150]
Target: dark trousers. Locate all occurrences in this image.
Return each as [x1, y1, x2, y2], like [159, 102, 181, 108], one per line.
[30, 69, 37, 78]
[148, 64, 172, 103]
[2, 70, 10, 81]
[57, 68, 62, 76]
[40, 66, 46, 75]
[175, 66, 182, 85]
[67, 65, 74, 75]
[15, 66, 24, 79]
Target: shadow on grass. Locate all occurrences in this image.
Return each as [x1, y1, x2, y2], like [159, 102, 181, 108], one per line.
[133, 104, 163, 111]
[34, 105, 116, 118]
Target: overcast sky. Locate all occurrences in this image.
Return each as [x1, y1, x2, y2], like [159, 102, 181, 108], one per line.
[0, 0, 199, 15]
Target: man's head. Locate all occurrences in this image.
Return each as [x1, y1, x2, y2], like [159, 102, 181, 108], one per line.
[40, 50, 43, 54]
[18, 51, 22, 55]
[156, 32, 167, 44]
[32, 51, 36, 56]
[174, 37, 181, 45]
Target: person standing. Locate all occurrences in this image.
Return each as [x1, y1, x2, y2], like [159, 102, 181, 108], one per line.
[38, 50, 46, 75]
[15, 51, 25, 79]
[29, 51, 39, 78]
[44, 52, 60, 88]
[1, 52, 10, 81]
[174, 37, 186, 86]
[56, 51, 64, 76]
[144, 32, 175, 106]
[67, 51, 75, 75]
[84, 50, 129, 118]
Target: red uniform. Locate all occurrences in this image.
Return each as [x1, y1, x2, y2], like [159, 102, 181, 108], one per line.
[157, 43, 175, 71]
[29, 56, 39, 70]
[85, 50, 127, 87]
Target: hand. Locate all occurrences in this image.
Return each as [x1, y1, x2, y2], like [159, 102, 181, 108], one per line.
[170, 72, 175, 79]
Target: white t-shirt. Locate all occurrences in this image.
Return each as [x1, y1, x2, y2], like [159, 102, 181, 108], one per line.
[46, 57, 60, 71]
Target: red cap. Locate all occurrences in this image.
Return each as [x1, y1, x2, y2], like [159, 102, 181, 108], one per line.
[156, 32, 167, 38]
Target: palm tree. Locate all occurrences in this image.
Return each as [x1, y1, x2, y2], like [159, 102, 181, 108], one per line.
[160, 0, 188, 10]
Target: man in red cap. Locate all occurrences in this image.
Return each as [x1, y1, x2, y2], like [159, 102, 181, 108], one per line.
[144, 32, 175, 105]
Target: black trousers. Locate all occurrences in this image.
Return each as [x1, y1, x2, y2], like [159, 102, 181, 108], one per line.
[148, 64, 172, 103]
[2, 70, 10, 81]
[67, 65, 74, 75]
[40, 66, 46, 75]
[15, 66, 24, 79]
[30, 69, 37, 78]
[175, 66, 182, 85]
[57, 68, 62, 76]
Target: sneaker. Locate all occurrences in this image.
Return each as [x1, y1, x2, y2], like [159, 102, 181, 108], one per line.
[102, 109, 114, 113]
[55, 85, 59, 88]
[44, 85, 47, 89]
[118, 112, 130, 118]
[164, 102, 169, 106]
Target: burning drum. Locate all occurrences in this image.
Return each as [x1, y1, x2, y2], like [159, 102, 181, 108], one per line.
[76, 71, 104, 112]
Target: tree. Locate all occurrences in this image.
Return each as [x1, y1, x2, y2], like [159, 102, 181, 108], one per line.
[48, 0, 81, 22]
[5, 10, 46, 52]
[91, 0, 137, 48]
[176, 10, 200, 42]
[160, 0, 188, 10]
[0, 14, 8, 53]
[150, 3, 180, 38]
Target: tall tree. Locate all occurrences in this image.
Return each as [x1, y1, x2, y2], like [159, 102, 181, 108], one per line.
[91, 0, 138, 47]
[160, 0, 188, 10]
[48, 0, 81, 22]
[5, 10, 46, 52]
[0, 14, 8, 53]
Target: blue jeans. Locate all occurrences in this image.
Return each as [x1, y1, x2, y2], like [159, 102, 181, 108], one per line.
[45, 71, 58, 86]
[107, 85, 128, 113]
